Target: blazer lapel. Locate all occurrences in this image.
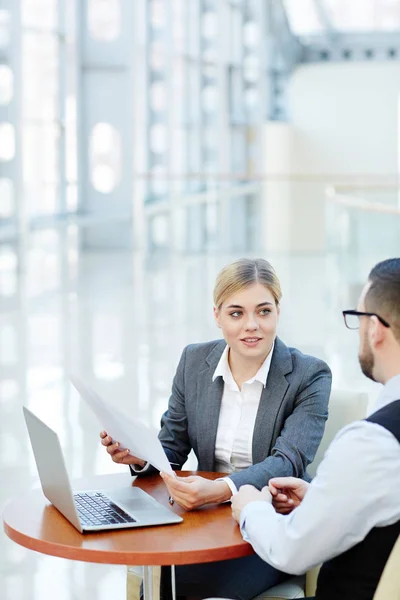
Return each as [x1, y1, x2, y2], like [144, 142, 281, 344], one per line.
[196, 341, 226, 471]
[252, 337, 293, 464]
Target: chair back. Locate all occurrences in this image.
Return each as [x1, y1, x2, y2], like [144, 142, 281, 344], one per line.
[308, 390, 369, 478]
[373, 534, 400, 600]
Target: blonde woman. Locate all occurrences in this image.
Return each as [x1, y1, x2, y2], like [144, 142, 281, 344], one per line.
[101, 258, 331, 599]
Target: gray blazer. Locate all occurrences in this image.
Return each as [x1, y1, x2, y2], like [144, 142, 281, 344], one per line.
[140, 338, 332, 489]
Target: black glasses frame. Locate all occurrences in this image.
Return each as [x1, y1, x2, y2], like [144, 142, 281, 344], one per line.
[342, 310, 390, 329]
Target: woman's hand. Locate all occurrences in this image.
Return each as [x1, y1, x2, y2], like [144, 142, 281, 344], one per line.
[100, 430, 146, 467]
[231, 485, 272, 524]
[160, 473, 231, 510]
[268, 477, 309, 514]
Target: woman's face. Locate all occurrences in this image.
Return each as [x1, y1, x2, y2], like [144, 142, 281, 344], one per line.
[214, 282, 280, 362]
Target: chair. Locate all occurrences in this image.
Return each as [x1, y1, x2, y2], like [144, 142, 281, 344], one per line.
[373, 534, 400, 600]
[252, 389, 369, 600]
[127, 565, 161, 600]
[205, 535, 400, 600]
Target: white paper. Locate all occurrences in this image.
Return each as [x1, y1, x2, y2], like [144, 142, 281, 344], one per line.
[70, 374, 173, 475]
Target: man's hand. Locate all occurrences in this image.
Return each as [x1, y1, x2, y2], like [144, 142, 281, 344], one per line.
[268, 477, 309, 514]
[231, 485, 272, 524]
[160, 473, 231, 510]
[100, 430, 145, 467]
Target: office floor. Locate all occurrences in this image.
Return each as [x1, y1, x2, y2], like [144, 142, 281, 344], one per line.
[0, 230, 391, 600]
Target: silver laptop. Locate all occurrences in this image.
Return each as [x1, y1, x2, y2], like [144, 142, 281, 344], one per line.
[23, 406, 183, 532]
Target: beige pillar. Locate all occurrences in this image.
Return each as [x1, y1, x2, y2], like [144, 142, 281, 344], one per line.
[261, 122, 326, 253]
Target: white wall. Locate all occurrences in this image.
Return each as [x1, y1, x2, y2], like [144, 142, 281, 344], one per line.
[262, 62, 400, 253]
[290, 62, 400, 176]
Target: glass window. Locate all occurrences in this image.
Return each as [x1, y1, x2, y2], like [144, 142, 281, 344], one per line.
[324, 0, 400, 30]
[230, 7, 243, 63]
[90, 123, 122, 194]
[66, 96, 77, 184]
[201, 11, 218, 39]
[150, 81, 167, 112]
[172, 0, 186, 51]
[202, 125, 218, 172]
[0, 324, 17, 366]
[243, 20, 259, 48]
[171, 128, 185, 181]
[88, 0, 121, 42]
[0, 179, 15, 218]
[0, 246, 17, 299]
[0, 123, 15, 162]
[187, 62, 200, 122]
[229, 66, 244, 120]
[23, 33, 58, 121]
[188, 128, 201, 174]
[244, 85, 259, 113]
[150, 124, 168, 154]
[283, 0, 324, 34]
[187, 0, 200, 56]
[0, 9, 11, 49]
[150, 0, 166, 29]
[150, 42, 166, 71]
[26, 230, 61, 296]
[22, 0, 57, 30]
[285, 0, 400, 33]
[243, 53, 259, 83]
[23, 123, 59, 187]
[231, 127, 246, 173]
[92, 314, 124, 381]
[149, 213, 169, 247]
[201, 85, 218, 113]
[0, 66, 13, 105]
[150, 165, 168, 197]
[67, 184, 78, 212]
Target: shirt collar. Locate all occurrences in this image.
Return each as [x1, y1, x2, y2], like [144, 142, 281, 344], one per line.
[372, 373, 400, 414]
[212, 341, 275, 388]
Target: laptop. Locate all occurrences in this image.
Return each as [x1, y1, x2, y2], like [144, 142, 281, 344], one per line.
[23, 406, 183, 532]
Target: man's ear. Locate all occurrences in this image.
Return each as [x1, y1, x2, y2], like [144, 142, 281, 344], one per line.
[213, 306, 221, 329]
[369, 316, 385, 349]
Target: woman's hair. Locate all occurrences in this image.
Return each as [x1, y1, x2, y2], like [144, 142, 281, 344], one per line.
[213, 258, 282, 309]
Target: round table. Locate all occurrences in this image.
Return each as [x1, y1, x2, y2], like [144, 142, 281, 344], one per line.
[3, 472, 253, 599]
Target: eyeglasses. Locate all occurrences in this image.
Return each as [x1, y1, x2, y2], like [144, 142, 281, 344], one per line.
[342, 310, 390, 330]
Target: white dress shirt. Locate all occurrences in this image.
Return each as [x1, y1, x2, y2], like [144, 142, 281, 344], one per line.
[213, 344, 274, 495]
[239, 374, 400, 575]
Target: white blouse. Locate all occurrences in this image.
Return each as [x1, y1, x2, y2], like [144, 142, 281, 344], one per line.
[213, 344, 274, 493]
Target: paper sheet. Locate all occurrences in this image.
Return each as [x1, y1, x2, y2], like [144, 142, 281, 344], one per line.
[70, 374, 173, 475]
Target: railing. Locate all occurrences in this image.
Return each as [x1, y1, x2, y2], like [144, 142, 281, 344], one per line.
[325, 181, 400, 270]
[2, 174, 400, 257]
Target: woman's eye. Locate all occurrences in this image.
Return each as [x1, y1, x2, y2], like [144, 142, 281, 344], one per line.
[230, 311, 242, 318]
[260, 309, 271, 316]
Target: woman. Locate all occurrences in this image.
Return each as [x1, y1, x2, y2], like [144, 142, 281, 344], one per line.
[101, 258, 331, 599]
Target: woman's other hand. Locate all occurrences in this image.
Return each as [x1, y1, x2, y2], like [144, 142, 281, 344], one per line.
[100, 430, 145, 467]
[268, 477, 309, 514]
[160, 473, 231, 510]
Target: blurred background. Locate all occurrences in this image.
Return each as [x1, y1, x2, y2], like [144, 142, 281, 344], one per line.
[1, 1, 400, 598]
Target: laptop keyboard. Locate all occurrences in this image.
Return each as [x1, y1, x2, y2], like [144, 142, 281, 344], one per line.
[74, 492, 137, 527]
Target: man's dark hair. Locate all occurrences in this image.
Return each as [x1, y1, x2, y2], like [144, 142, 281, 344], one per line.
[366, 258, 400, 342]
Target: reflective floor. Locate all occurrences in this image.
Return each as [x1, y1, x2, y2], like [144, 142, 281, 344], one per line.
[0, 229, 396, 600]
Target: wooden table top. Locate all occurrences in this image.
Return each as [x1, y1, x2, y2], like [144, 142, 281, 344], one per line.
[3, 471, 254, 566]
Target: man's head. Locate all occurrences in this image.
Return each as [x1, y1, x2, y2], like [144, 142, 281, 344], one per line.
[357, 258, 400, 383]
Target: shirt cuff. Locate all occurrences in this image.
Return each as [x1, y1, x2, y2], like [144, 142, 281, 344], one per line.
[240, 500, 274, 541]
[130, 461, 150, 474]
[216, 476, 237, 499]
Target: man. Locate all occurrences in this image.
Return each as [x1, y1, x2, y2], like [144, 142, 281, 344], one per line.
[232, 258, 400, 600]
